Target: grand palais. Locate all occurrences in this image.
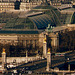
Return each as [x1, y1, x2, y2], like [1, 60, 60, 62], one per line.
[0, 0, 75, 56]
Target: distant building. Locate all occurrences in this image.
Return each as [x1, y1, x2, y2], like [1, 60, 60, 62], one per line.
[0, 0, 74, 12]
[0, 2, 14, 12]
[0, 0, 42, 12]
[20, 2, 41, 11]
[50, 0, 73, 6]
[50, 0, 61, 6]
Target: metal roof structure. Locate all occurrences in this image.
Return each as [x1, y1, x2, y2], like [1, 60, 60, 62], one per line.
[0, 4, 75, 34]
[29, 14, 52, 29]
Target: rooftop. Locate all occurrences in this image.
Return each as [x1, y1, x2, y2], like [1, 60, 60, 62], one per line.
[0, 4, 74, 33]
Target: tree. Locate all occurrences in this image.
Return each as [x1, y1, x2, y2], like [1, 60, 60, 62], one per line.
[59, 30, 75, 52]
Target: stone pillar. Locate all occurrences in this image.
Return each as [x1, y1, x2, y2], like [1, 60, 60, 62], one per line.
[43, 37, 47, 58]
[46, 48, 51, 71]
[51, 37, 59, 47]
[26, 50, 28, 63]
[2, 48, 7, 73]
[49, 33, 59, 52]
[25, 40, 26, 47]
[26, 50, 28, 57]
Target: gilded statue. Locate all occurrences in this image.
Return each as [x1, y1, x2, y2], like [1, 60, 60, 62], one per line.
[2, 48, 5, 53]
[48, 48, 51, 53]
[44, 38, 46, 43]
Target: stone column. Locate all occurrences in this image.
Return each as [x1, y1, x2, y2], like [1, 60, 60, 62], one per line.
[51, 37, 59, 47]
[2, 48, 7, 73]
[26, 50, 28, 57]
[43, 37, 47, 58]
[49, 33, 59, 52]
[26, 50, 28, 63]
[46, 48, 51, 71]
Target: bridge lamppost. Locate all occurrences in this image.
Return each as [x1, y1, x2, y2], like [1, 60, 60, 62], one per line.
[43, 34, 47, 58]
[2, 48, 7, 73]
[46, 48, 51, 71]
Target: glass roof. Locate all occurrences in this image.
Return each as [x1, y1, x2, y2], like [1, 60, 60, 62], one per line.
[1, 4, 74, 31]
[3, 18, 35, 29]
[3, 13, 52, 30]
[29, 14, 52, 29]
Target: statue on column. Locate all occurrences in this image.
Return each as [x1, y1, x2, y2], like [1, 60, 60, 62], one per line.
[46, 47, 51, 71]
[44, 38, 46, 43]
[48, 48, 51, 54]
[43, 35, 47, 58]
[2, 48, 6, 53]
[2, 48, 7, 73]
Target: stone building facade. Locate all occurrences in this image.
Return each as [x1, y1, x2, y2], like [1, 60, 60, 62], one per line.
[0, 2, 14, 12]
[0, 0, 74, 12]
[0, 0, 42, 12]
[20, 2, 41, 11]
[0, 32, 44, 49]
[50, 0, 61, 6]
[0, 24, 75, 56]
[50, 0, 73, 6]
[0, 31, 59, 55]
